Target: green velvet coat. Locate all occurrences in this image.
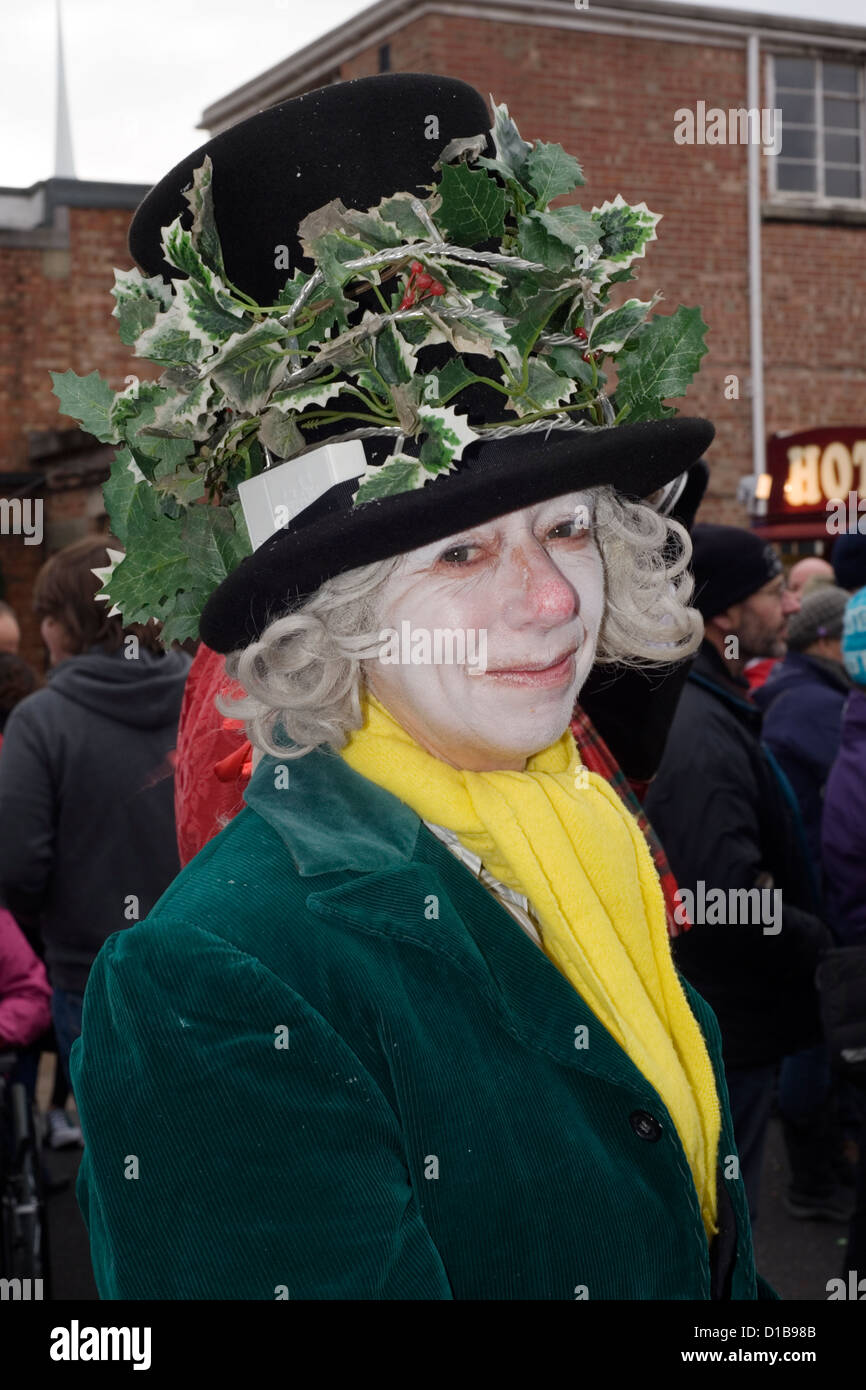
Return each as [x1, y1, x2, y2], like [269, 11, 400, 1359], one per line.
[71, 743, 769, 1300]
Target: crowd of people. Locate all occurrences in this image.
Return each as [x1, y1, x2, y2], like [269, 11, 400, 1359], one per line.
[0, 518, 864, 1295]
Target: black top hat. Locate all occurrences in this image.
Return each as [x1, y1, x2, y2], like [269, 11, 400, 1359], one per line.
[124, 72, 714, 654]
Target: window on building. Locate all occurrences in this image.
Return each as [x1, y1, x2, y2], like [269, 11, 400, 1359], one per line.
[770, 54, 863, 201]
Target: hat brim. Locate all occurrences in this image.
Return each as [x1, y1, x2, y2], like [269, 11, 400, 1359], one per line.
[199, 416, 713, 653]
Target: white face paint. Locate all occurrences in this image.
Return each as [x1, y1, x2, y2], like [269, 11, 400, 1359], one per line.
[366, 490, 605, 771]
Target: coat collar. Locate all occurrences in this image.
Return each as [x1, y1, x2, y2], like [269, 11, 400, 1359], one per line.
[241, 741, 713, 1118]
[243, 742, 421, 875]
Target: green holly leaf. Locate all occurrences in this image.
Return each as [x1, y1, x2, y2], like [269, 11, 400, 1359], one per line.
[436, 162, 506, 246]
[174, 276, 249, 346]
[102, 448, 144, 545]
[374, 321, 418, 386]
[503, 285, 571, 365]
[548, 344, 597, 387]
[162, 216, 212, 285]
[182, 157, 226, 280]
[129, 433, 195, 480]
[111, 268, 172, 347]
[353, 455, 425, 503]
[207, 322, 291, 412]
[258, 408, 305, 459]
[615, 305, 708, 422]
[423, 358, 479, 404]
[151, 462, 207, 506]
[516, 213, 575, 276]
[374, 193, 430, 242]
[507, 358, 576, 416]
[269, 374, 343, 411]
[50, 369, 118, 442]
[144, 376, 218, 440]
[437, 261, 504, 297]
[588, 297, 657, 354]
[532, 206, 602, 257]
[525, 142, 585, 206]
[104, 486, 192, 621]
[274, 269, 312, 311]
[416, 404, 479, 473]
[487, 100, 533, 183]
[133, 300, 208, 366]
[593, 195, 661, 269]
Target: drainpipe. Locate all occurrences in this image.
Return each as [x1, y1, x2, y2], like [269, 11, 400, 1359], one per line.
[747, 32, 766, 482]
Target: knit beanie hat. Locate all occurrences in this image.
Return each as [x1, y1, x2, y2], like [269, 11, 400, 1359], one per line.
[842, 587, 866, 686]
[786, 584, 849, 652]
[690, 523, 783, 620]
[833, 534, 866, 593]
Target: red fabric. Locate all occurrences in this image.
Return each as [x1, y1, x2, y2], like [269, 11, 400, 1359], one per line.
[173, 644, 251, 867]
[0, 906, 52, 1049]
[744, 657, 777, 693]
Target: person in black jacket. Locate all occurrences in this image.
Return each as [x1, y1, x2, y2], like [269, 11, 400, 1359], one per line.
[646, 524, 834, 1223]
[753, 584, 851, 881]
[0, 536, 190, 1083]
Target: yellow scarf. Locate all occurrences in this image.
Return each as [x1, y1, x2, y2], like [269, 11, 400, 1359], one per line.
[339, 692, 720, 1238]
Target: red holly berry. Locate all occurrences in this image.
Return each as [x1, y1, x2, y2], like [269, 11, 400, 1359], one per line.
[573, 326, 588, 342]
[428, 282, 445, 297]
[409, 260, 424, 274]
[414, 273, 433, 290]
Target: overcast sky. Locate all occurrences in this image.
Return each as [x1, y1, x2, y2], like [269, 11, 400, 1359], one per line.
[2, 0, 864, 188]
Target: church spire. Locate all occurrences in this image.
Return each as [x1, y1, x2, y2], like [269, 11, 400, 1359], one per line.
[54, 0, 76, 178]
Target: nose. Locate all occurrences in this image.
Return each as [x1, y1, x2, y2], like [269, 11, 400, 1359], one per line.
[500, 539, 577, 628]
[782, 587, 801, 617]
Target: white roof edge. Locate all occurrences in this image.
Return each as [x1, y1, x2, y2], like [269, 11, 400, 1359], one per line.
[198, 0, 866, 132]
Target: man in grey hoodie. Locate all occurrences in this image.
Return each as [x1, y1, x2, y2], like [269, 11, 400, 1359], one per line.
[0, 536, 191, 1082]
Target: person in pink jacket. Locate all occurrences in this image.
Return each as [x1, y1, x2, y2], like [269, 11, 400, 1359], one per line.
[0, 905, 52, 1051]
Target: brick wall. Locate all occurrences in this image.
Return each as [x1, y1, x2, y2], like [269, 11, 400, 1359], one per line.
[0, 205, 155, 668]
[343, 12, 866, 528]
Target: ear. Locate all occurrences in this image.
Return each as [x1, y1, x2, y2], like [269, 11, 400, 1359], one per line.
[708, 602, 742, 637]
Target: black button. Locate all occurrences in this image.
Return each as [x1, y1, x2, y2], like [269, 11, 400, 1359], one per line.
[630, 1110, 663, 1142]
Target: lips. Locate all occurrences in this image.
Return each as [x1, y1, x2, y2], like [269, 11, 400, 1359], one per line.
[488, 646, 578, 674]
[482, 646, 579, 689]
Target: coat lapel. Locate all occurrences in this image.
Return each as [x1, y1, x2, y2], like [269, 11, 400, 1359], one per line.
[244, 746, 673, 1101]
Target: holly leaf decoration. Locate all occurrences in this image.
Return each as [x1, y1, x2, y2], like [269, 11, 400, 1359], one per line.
[50, 369, 118, 443]
[436, 162, 506, 246]
[207, 322, 291, 413]
[507, 358, 577, 416]
[111, 268, 172, 347]
[353, 455, 425, 503]
[614, 305, 708, 422]
[101, 448, 144, 545]
[525, 142, 585, 206]
[487, 99, 533, 183]
[416, 404, 479, 474]
[588, 297, 659, 354]
[182, 156, 226, 280]
[593, 195, 661, 269]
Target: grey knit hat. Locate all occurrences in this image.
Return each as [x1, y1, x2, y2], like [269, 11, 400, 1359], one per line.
[787, 585, 850, 652]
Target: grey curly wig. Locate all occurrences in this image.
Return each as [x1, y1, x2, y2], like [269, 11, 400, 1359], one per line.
[221, 486, 702, 759]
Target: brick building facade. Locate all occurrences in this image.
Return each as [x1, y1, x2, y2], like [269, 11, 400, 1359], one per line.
[0, 179, 150, 665]
[203, 0, 866, 536]
[2, 0, 865, 669]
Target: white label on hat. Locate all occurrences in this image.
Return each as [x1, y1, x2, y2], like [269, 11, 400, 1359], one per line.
[237, 439, 367, 550]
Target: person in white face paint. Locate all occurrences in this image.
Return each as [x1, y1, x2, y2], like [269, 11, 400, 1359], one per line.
[69, 71, 774, 1305]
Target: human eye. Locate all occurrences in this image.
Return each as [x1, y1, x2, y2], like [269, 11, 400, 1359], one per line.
[437, 543, 477, 565]
[544, 513, 592, 542]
